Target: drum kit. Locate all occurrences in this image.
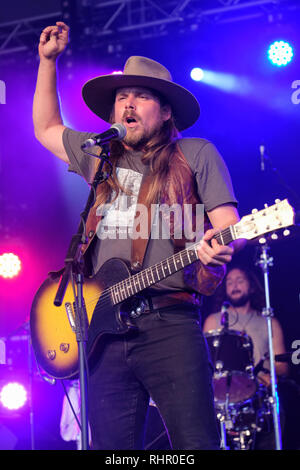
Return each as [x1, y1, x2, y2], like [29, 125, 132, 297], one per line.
[205, 327, 273, 450]
[204, 242, 287, 450]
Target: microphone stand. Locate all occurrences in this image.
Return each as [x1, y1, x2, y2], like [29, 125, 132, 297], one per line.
[28, 331, 35, 450]
[219, 301, 230, 450]
[259, 145, 300, 207]
[54, 143, 111, 451]
[256, 242, 282, 450]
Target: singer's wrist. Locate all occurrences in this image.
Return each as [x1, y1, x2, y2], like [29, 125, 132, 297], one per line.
[39, 55, 58, 67]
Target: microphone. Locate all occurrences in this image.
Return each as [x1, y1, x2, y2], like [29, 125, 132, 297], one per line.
[81, 123, 126, 149]
[221, 301, 230, 329]
[259, 144, 265, 171]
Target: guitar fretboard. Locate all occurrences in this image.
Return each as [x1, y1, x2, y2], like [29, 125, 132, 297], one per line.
[109, 225, 236, 305]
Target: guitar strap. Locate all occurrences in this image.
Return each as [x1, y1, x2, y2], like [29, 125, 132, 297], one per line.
[81, 152, 155, 275]
[130, 169, 154, 272]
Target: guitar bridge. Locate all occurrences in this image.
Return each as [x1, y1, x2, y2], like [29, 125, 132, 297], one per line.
[128, 297, 147, 319]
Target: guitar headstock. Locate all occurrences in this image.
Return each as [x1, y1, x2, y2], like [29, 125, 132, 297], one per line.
[235, 199, 295, 242]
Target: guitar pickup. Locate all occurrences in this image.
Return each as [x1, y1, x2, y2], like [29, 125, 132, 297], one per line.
[65, 302, 76, 332]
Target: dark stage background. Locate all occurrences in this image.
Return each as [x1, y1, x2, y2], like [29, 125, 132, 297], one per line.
[0, 0, 299, 450]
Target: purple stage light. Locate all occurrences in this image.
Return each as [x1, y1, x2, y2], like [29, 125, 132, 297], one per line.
[0, 253, 21, 279]
[0, 382, 27, 410]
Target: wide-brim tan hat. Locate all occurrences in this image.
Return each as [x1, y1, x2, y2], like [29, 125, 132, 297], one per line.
[82, 56, 200, 131]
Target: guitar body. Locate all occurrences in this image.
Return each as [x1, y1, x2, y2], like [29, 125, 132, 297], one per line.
[30, 259, 136, 380]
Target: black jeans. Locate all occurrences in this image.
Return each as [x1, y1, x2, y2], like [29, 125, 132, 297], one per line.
[88, 306, 220, 450]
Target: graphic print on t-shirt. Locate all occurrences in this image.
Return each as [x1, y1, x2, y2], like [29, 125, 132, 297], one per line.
[96, 167, 143, 239]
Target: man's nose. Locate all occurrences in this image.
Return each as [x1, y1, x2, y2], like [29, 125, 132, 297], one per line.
[125, 95, 136, 109]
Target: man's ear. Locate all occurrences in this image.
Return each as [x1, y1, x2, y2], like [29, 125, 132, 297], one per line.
[161, 104, 172, 122]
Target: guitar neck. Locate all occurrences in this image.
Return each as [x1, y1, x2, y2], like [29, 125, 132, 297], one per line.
[109, 225, 236, 305]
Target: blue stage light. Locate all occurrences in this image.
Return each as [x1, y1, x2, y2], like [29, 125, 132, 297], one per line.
[268, 40, 293, 67]
[190, 67, 204, 81]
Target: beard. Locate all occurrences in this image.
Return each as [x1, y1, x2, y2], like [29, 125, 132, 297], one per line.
[122, 109, 165, 150]
[124, 124, 163, 150]
[123, 129, 149, 149]
[227, 292, 251, 307]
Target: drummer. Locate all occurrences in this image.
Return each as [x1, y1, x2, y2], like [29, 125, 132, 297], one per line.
[203, 266, 289, 386]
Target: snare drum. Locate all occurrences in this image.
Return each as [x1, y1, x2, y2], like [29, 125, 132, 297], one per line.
[205, 329, 256, 405]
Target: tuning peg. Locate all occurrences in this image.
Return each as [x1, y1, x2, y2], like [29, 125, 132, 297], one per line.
[264, 203, 268, 208]
[271, 233, 278, 240]
[259, 237, 266, 244]
[252, 208, 258, 214]
[275, 199, 281, 204]
[283, 229, 290, 237]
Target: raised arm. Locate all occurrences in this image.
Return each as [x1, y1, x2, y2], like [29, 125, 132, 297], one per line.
[33, 21, 70, 163]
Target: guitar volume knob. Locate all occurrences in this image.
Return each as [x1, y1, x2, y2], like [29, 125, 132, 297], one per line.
[60, 343, 70, 353]
[47, 350, 56, 361]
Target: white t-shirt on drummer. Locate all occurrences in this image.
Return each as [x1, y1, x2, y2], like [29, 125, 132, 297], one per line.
[204, 310, 269, 367]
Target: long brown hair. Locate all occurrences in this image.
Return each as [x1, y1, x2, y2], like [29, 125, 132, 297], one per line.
[93, 96, 180, 208]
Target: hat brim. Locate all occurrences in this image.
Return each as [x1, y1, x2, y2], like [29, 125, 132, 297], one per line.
[82, 74, 200, 131]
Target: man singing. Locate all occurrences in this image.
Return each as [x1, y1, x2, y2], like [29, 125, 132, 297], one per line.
[33, 22, 243, 450]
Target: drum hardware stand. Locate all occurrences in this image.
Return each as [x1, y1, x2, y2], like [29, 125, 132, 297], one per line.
[54, 143, 112, 450]
[218, 303, 232, 450]
[217, 302, 231, 450]
[219, 415, 229, 450]
[256, 242, 282, 450]
[219, 382, 232, 450]
[237, 430, 252, 450]
[27, 331, 35, 450]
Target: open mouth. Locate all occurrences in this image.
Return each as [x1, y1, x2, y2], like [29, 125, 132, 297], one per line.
[231, 290, 242, 296]
[123, 114, 139, 127]
[125, 117, 138, 128]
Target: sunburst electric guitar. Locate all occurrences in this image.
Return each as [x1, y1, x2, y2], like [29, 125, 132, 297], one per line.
[30, 199, 295, 379]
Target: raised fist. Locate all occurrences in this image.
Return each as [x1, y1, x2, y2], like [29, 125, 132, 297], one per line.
[38, 22, 69, 60]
